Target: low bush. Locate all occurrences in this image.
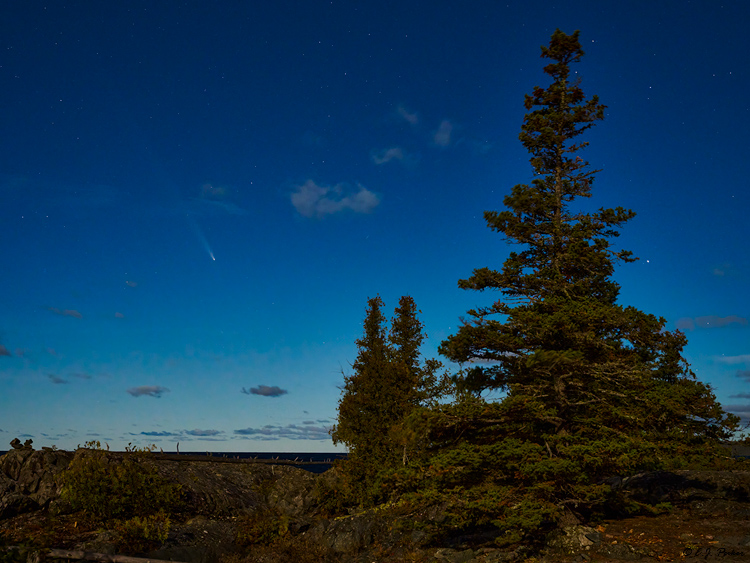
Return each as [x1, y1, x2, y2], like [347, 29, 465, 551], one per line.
[115, 511, 171, 553]
[235, 508, 289, 547]
[58, 442, 182, 522]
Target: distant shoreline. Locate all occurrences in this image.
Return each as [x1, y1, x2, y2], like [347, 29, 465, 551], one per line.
[0, 450, 347, 473]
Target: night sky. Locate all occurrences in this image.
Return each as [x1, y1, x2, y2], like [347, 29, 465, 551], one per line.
[1, 2, 748, 452]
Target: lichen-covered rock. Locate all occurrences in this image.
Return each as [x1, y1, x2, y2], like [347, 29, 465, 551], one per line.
[265, 463, 321, 521]
[546, 525, 602, 554]
[308, 512, 382, 553]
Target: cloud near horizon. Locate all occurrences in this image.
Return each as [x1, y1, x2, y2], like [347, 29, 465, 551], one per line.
[234, 423, 332, 441]
[720, 403, 750, 425]
[0, 345, 10, 357]
[241, 385, 288, 398]
[127, 385, 170, 398]
[185, 429, 222, 436]
[675, 315, 748, 331]
[290, 180, 379, 218]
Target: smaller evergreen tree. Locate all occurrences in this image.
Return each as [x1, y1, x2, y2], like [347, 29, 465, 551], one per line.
[331, 295, 444, 504]
[388, 296, 446, 465]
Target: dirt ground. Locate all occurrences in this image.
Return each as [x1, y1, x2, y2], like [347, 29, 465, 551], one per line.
[586, 509, 750, 562]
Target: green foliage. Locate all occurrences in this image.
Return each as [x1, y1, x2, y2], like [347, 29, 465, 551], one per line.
[235, 508, 289, 546]
[59, 446, 182, 522]
[364, 29, 741, 547]
[114, 511, 171, 553]
[331, 295, 446, 506]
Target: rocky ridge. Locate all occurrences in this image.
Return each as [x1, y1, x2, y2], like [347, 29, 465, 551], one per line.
[1, 442, 750, 562]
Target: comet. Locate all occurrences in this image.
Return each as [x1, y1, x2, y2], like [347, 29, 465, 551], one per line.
[187, 215, 216, 262]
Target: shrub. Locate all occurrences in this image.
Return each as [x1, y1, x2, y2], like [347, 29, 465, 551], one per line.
[58, 445, 181, 522]
[235, 508, 289, 547]
[115, 511, 171, 553]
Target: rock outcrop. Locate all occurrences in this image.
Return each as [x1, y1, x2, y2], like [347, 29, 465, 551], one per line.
[2, 442, 750, 562]
[0, 446, 73, 518]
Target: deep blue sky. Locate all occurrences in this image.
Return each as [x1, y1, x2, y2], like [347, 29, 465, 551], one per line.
[1, 1, 748, 452]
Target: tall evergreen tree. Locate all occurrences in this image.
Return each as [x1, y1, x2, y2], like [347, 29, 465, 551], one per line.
[438, 28, 737, 446]
[386, 30, 739, 544]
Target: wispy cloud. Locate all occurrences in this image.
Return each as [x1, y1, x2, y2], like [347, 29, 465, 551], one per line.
[48, 374, 68, 384]
[44, 307, 83, 319]
[241, 385, 288, 398]
[675, 315, 747, 331]
[433, 119, 453, 147]
[127, 385, 170, 398]
[200, 183, 227, 198]
[737, 370, 750, 380]
[185, 183, 247, 216]
[136, 430, 180, 437]
[70, 372, 92, 380]
[712, 263, 736, 277]
[715, 355, 750, 365]
[125, 281, 138, 288]
[115, 312, 125, 319]
[234, 423, 332, 441]
[397, 104, 418, 125]
[371, 147, 405, 165]
[188, 198, 247, 216]
[290, 180, 380, 218]
[0, 345, 11, 357]
[730, 392, 750, 399]
[185, 429, 222, 436]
